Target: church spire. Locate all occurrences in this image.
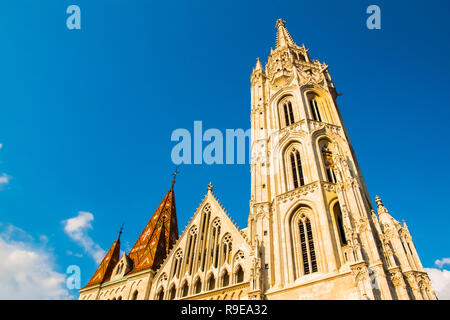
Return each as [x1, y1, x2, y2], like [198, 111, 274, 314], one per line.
[128, 172, 179, 273]
[275, 18, 295, 48]
[83, 233, 121, 288]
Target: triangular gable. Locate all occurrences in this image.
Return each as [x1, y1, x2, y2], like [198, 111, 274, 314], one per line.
[128, 186, 178, 273]
[84, 236, 121, 288]
[152, 187, 252, 283]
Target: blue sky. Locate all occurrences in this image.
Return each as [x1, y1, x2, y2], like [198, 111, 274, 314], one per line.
[0, 0, 449, 299]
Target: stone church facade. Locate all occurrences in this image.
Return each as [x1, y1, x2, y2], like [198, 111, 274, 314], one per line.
[78, 19, 436, 300]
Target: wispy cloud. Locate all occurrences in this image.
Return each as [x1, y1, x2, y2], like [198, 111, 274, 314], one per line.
[0, 144, 10, 189]
[0, 223, 71, 299]
[435, 258, 450, 268]
[62, 212, 105, 264]
[0, 173, 10, 187]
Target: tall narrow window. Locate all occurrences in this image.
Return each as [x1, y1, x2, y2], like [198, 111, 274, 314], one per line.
[157, 288, 164, 300]
[198, 206, 211, 271]
[171, 250, 183, 279]
[322, 146, 337, 183]
[310, 98, 322, 122]
[194, 278, 202, 294]
[182, 282, 189, 297]
[169, 286, 176, 300]
[333, 203, 347, 245]
[185, 227, 198, 275]
[222, 270, 230, 287]
[283, 101, 295, 126]
[132, 290, 138, 300]
[236, 265, 244, 283]
[298, 217, 318, 275]
[209, 219, 221, 269]
[290, 149, 305, 188]
[208, 275, 216, 291]
[221, 234, 232, 265]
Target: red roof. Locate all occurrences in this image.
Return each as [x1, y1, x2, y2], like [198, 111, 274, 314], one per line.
[84, 236, 121, 287]
[128, 185, 178, 273]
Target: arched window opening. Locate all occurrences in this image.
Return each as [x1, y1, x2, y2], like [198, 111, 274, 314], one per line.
[321, 144, 337, 183]
[298, 217, 318, 275]
[310, 98, 322, 122]
[222, 270, 230, 287]
[290, 149, 305, 188]
[235, 265, 244, 283]
[169, 285, 176, 300]
[185, 227, 198, 275]
[181, 281, 189, 297]
[208, 275, 216, 291]
[209, 219, 221, 269]
[194, 278, 202, 294]
[333, 203, 347, 245]
[199, 205, 211, 271]
[131, 290, 138, 300]
[117, 296, 122, 300]
[157, 288, 164, 300]
[116, 262, 123, 275]
[283, 101, 295, 126]
[171, 250, 183, 279]
[221, 234, 233, 266]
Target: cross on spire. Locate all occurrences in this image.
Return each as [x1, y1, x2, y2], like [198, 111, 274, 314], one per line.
[118, 223, 124, 239]
[171, 166, 180, 188]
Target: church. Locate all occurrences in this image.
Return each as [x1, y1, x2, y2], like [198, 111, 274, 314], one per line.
[78, 19, 436, 300]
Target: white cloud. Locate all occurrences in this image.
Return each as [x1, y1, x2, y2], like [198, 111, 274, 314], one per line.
[0, 224, 71, 299]
[435, 258, 450, 268]
[0, 143, 2, 149]
[425, 268, 450, 300]
[66, 250, 83, 258]
[0, 173, 10, 187]
[62, 212, 105, 264]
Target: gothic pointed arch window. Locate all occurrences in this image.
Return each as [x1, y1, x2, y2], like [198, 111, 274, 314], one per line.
[181, 281, 189, 297]
[207, 274, 216, 291]
[185, 226, 198, 275]
[278, 96, 295, 128]
[194, 277, 202, 294]
[220, 234, 233, 266]
[333, 202, 347, 246]
[235, 265, 244, 283]
[290, 149, 305, 188]
[208, 219, 221, 269]
[156, 287, 164, 300]
[291, 207, 318, 278]
[284, 144, 306, 190]
[171, 250, 183, 279]
[221, 269, 230, 287]
[198, 205, 211, 271]
[131, 290, 138, 300]
[309, 97, 322, 122]
[318, 139, 337, 183]
[168, 285, 176, 300]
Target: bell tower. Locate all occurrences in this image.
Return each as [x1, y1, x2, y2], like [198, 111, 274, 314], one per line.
[248, 19, 436, 299]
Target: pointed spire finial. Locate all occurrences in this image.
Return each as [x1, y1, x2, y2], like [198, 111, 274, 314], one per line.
[118, 223, 124, 239]
[171, 166, 180, 188]
[275, 18, 286, 29]
[375, 195, 383, 208]
[275, 18, 295, 48]
[255, 57, 263, 70]
[207, 182, 214, 193]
